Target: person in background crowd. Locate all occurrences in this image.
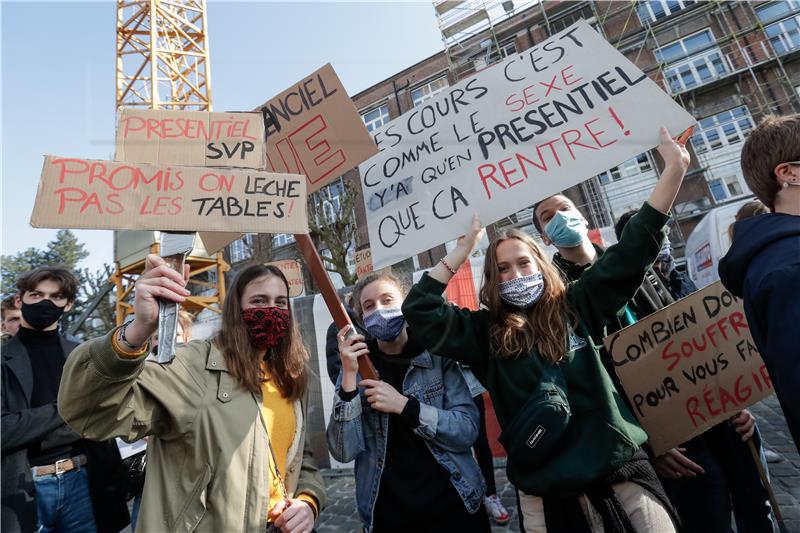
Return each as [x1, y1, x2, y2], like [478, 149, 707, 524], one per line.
[720, 113, 800, 455]
[403, 127, 690, 531]
[59, 260, 326, 532]
[2, 266, 129, 533]
[614, 210, 697, 300]
[2, 295, 22, 341]
[728, 199, 770, 241]
[328, 271, 490, 532]
[615, 210, 774, 533]
[534, 195, 675, 326]
[467, 376, 511, 526]
[126, 308, 195, 531]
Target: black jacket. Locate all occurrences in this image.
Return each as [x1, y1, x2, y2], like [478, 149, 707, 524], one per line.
[1, 334, 130, 533]
[553, 244, 675, 335]
[719, 213, 800, 453]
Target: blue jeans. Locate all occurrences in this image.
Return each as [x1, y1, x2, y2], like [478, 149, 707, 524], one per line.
[130, 491, 142, 531]
[31, 464, 97, 533]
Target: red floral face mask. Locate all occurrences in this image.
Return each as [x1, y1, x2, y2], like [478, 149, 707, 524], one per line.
[242, 307, 290, 350]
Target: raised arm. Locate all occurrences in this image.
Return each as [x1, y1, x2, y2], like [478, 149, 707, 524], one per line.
[647, 127, 693, 215]
[58, 254, 199, 442]
[58, 333, 205, 442]
[402, 216, 492, 367]
[570, 127, 691, 335]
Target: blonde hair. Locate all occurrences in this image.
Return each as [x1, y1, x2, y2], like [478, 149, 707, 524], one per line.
[480, 229, 575, 363]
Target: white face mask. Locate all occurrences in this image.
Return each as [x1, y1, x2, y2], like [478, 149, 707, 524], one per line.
[498, 273, 544, 308]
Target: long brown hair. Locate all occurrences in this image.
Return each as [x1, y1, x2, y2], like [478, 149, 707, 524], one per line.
[213, 265, 308, 400]
[480, 229, 575, 363]
[728, 199, 769, 240]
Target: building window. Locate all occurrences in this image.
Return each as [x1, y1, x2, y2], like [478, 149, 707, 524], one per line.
[501, 38, 517, 56]
[655, 29, 728, 94]
[598, 154, 653, 184]
[313, 177, 345, 224]
[690, 106, 755, 155]
[757, 0, 800, 55]
[361, 103, 390, 132]
[228, 235, 253, 264]
[273, 233, 296, 248]
[549, 4, 596, 33]
[411, 77, 449, 107]
[636, 0, 697, 24]
[708, 175, 745, 202]
[756, 1, 800, 23]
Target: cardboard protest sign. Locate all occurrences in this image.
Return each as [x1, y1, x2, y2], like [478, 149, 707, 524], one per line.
[359, 20, 695, 269]
[266, 259, 305, 297]
[354, 248, 374, 279]
[31, 155, 308, 234]
[199, 231, 243, 254]
[116, 109, 267, 169]
[603, 281, 773, 456]
[260, 63, 378, 193]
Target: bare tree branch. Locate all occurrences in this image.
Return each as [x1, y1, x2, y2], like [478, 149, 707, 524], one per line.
[308, 177, 358, 286]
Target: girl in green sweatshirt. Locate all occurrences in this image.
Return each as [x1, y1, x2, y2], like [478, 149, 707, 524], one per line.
[402, 127, 692, 532]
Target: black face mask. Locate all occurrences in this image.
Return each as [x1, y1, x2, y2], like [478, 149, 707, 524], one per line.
[21, 300, 66, 330]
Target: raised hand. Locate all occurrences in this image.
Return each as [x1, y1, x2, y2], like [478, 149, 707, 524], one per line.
[656, 126, 692, 172]
[123, 254, 190, 347]
[457, 213, 486, 257]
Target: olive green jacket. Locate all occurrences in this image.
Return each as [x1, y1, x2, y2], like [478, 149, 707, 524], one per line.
[58, 330, 326, 532]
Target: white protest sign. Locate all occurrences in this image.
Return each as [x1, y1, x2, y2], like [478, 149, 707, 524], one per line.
[359, 20, 695, 268]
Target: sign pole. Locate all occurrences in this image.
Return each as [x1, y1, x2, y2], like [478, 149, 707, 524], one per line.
[294, 233, 378, 380]
[747, 439, 788, 533]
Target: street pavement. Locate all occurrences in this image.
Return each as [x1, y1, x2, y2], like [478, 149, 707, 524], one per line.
[317, 395, 800, 532]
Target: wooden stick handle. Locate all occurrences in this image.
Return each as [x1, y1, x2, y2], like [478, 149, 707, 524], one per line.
[747, 438, 787, 532]
[294, 233, 379, 380]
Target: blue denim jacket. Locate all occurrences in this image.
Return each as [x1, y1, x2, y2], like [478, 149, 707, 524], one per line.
[326, 350, 485, 531]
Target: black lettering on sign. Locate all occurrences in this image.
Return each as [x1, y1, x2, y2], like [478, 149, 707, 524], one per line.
[368, 177, 414, 212]
[432, 186, 469, 220]
[377, 202, 425, 248]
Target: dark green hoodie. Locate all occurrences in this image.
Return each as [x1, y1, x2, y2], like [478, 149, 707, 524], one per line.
[402, 202, 668, 496]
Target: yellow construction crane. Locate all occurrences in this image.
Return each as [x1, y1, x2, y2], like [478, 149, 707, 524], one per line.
[112, 0, 228, 326]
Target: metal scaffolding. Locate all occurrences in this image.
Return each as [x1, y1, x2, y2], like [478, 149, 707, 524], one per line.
[112, 0, 227, 326]
[116, 0, 213, 110]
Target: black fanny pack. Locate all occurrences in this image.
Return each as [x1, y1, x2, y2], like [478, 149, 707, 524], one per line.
[499, 358, 571, 471]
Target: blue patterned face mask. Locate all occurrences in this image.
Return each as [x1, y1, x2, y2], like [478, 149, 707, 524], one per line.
[363, 306, 406, 341]
[545, 210, 588, 248]
[498, 273, 545, 308]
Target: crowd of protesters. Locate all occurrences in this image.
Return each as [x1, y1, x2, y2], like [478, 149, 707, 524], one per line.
[1, 117, 797, 533]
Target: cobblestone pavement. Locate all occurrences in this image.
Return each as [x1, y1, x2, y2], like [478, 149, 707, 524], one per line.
[317, 396, 800, 533]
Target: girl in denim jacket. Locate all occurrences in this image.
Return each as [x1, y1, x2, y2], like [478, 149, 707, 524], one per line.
[326, 271, 490, 532]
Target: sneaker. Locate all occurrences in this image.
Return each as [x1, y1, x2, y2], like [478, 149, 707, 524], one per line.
[764, 449, 782, 463]
[484, 494, 510, 525]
